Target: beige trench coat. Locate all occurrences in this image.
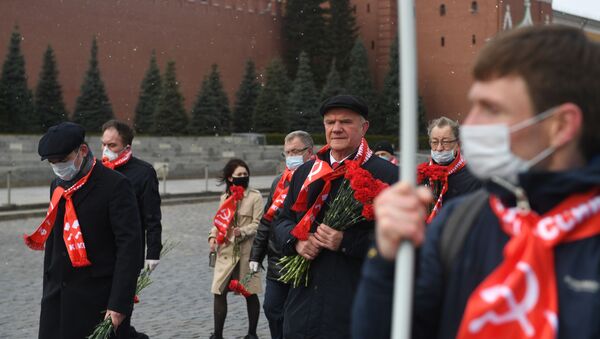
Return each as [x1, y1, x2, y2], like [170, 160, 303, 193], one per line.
[208, 188, 264, 295]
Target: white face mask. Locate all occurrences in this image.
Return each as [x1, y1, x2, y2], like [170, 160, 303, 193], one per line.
[431, 150, 455, 165]
[50, 149, 82, 181]
[286, 155, 305, 170]
[460, 108, 557, 184]
[102, 146, 119, 161]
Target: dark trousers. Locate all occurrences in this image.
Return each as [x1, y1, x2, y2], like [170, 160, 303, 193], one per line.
[263, 278, 290, 339]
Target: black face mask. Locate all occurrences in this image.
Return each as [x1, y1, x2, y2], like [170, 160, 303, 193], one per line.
[231, 176, 249, 188]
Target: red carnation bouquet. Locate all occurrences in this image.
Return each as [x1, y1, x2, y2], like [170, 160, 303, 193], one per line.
[417, 162, 448, 215]
[279, 160, 388, 287]
[229, 271, 257, 298]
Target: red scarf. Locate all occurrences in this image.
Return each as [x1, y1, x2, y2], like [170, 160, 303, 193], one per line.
[263, 168, 294, 222]
[213, 185, 245, 244]
[458, 189, 600, 339]
[24, 158, 97, 267]
[102, 147, 132, 170]
[290, 138, 372, 241]
[417, 150, 465, 223]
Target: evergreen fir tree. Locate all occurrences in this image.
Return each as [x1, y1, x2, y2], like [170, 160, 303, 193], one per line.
[288, 52, 321, 133]
[377, 38, 427, 136]
[73, 37, 114, 132]
[328, 0, 358, 77]
[35, 45, 67, 130]
[189, 75, 221, 135]
[377, 38, 399, 135]
[282, 0, 330, 87]
[151, 60, 188, 135]
[320, 59, 345, 102]
[134, 51, 161, 134]
[345, 39, 378, 132]
[0, 26, 37, 132]
[232, 59, 260, 133]
[253, 59, 291, 133]
[0, 81, 8, 132]
[189, 64, 230, 135]
[209, 64, 231, 133]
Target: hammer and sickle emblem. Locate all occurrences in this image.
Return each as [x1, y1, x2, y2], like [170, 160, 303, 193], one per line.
[307, 161, 324, 183]
[468, 262, 539, 337]
[217, 209, 232, 221]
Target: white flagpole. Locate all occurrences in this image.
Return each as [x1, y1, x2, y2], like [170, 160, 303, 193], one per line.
[392, 0, 417, 338]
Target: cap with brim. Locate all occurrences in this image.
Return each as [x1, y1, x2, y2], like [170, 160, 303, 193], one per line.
[374, 141, 395, 155]
[38, 122, 85, 160]
[319, 94, 368, 118]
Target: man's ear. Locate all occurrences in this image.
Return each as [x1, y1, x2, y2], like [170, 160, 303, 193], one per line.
[362, 120, 370, 136]
[80, 143, 90, 157]
[548, 103, 583, 149]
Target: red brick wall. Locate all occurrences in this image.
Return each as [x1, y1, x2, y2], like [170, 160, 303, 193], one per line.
[0, 0, 283, 123]
[352, 0, 552, 123]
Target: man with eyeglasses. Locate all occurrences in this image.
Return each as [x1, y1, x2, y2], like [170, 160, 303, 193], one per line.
[418, 116, 480, 222]
[26, 122, 142, 339]
[249, 130, 314, 339]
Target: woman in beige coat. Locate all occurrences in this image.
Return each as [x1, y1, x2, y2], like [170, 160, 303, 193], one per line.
[208, 159, 264, 339]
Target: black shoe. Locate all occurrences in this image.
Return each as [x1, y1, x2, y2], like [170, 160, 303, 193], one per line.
[243, 335, 259, 339]
[130, 326, 150, 339]
[209, 333, 223, 339]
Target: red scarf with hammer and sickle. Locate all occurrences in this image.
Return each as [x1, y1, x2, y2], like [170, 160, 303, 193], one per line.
[213, 185, 245, 244]
[290, 138, 372, 241]
[263, 168, 294, 222]
[23, 158, 98, 267]
[458, 188, 600, 339]
[102, 147, 132, 170]
[418, 150, 466, 223]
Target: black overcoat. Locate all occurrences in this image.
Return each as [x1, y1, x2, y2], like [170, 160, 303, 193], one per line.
[115, 156, 162, 267]
[250, 173, 287, 281]
[38, 162, 142, 339]
[274, 151, 398, 339]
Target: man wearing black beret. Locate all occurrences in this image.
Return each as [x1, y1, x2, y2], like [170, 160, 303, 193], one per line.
[274, 94, 398, 338]
[25, 122, 142, 339]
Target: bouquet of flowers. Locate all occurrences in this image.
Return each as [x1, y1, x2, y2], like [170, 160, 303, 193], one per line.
[87, 240, 178, 339]
[417, 162, 448, 215]
[278, 160, 388, 287]
[228, 271, 257, 298]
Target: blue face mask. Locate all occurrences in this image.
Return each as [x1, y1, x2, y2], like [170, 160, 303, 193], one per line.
[431, 150, 455, 165]
[286, 155, 305, 170]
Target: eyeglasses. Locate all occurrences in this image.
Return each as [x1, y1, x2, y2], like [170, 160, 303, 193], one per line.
[429, 139, 457, 148]
[281, 147, 309, 158]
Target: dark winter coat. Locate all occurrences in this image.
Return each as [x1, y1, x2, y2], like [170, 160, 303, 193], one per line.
[274, 151, 398, 339]
[38, 162, 142, 339]
[250, 173, 287, 281]
[352, 156, 600, 339]
[115, 156, 162, 267]
[440, 165, 481, 202]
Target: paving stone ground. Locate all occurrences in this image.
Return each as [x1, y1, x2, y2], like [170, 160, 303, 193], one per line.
[0, 201, 271, 339]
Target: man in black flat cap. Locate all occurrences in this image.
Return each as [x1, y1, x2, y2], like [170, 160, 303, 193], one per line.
[273, 94, 398, 339]
[25, 122, 142, 339]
